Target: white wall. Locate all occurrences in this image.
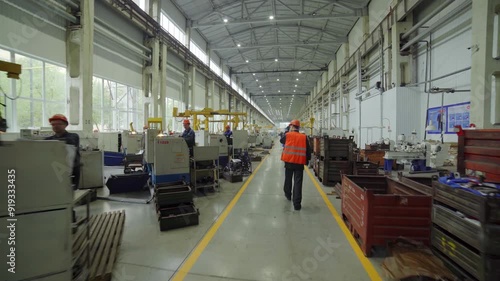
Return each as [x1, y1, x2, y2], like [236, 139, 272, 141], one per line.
[368, 0, 392, 34]
[194, 70, 206, 109]
[93, 49, 143, 88]
[0, 4, 66, 66]
[348, 19, 364, 57]
[161, 0, 186, 30]
[191, 30, 206, 51]
[328, 60, 336, 79]
[305, 0, 473, 147]
[415, 1, 472, 142]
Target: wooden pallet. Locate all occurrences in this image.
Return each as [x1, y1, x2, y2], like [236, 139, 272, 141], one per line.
[88, 211, 126, 281]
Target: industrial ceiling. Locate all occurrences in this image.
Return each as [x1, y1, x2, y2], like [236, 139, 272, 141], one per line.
[171, 0, 370, 123]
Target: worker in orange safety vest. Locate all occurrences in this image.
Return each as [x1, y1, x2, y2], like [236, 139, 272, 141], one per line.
[280, 119, 311, 210]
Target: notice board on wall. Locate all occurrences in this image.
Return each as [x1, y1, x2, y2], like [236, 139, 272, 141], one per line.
[426, 102, 470, 134]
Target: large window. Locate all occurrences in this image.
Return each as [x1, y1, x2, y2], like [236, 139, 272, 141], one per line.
[132, 0, 146, 11]
[190, 41, 208, 65]
[92, 77, 144, 132]
[223, 72, 230, 84]
[210, 60, 221, 77]
[0, 48, 68, 131]
[160, 13, 186, 46]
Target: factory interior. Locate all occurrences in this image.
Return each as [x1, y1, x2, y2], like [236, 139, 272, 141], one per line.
[1, 0, 500, 280]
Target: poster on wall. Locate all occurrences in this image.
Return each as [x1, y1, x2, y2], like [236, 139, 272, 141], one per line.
[446, 102, 471, 133]
[426, 106, 447, 135]
[425, 102, 471, 135]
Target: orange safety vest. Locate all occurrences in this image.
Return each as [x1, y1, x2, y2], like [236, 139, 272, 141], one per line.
[281, 131, 307, 165]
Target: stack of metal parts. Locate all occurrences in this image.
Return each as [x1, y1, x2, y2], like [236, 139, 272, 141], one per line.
[426, 128, 500, 280]
[223, 158, 243, 182]
[233, 148, 252, 176]
[154, 181, 199, 231]
[318, 136, 356, 186]
[311, 136, 321, 176]
[431, 177, 500, 281]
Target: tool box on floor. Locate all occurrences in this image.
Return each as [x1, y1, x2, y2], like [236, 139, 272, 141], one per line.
[154, 181, 199, 231]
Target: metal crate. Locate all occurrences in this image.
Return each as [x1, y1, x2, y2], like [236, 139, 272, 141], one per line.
[432, 226, 500, 281]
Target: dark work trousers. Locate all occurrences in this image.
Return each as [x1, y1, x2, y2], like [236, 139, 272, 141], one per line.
[72, 166, 80, 190]
[284, 168, 304, 206]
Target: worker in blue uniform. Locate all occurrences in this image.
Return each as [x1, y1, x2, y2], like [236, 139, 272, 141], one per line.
[45, 114, 81, 190]
[181, 119, 195, 156]
[224, 124, 232, 138]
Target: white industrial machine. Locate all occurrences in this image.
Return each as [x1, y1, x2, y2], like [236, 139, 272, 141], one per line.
[426, 142, 451, 168]
[97, 132, 122, 152]
[19, 129, 54, 140]
[247, 134, 257, 147]
[195, 130, 209, 146]
[384, 131, 450, 173]
[0, 141, 74, 281]
[152, 135, 190, 184]
[122, 130, 142, 154]
[144, 129, 159, 164]
[79, 150, 104, 189]
[262, 135, 273, 149]
[232, 130, 249, 150]
[209, 134, 229, 167]
[255, 133, 263, 146]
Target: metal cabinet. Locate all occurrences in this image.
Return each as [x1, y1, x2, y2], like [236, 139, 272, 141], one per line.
[0, 141, 73, 281]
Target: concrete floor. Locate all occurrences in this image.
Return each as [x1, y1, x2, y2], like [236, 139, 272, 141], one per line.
[76, 143, 388, 281]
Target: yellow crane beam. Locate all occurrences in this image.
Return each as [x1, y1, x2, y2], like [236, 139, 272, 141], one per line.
[173, 107, 247, 131]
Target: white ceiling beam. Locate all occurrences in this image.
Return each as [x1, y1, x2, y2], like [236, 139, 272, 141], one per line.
[276, 0, 300, 15]
[192, 10, 365, 28]
[212, 40, 344, 50]
[228, 58, 328, 64]
[227, 25, 346, 40]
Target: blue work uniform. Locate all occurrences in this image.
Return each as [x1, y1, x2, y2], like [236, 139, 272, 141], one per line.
[181, 127, 195, 156]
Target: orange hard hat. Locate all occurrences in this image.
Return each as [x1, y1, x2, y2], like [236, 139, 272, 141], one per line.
[183, 119, 190, 125]
[49, 114, 68, 125]
[289, 119, 300, 127]
[225, 125, 230, 129]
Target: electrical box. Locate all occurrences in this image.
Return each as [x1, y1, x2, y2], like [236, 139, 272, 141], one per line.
[144, 129, 159, 163]
[20, 129, 54, 140]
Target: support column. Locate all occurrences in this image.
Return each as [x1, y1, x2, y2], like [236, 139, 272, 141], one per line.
[150, 38, 160, 117]
[190, 66, 196, 109]
[183, 63, 190, 110]
[327, 91, 331, 130]
[148, 0, 160, 23]
[67, 0, 94, 136]
[340, 76, 349, 131]
[143, 60, 150, 125]
[470, 0, 500, 128]
[390, 22, 413, 87]
[160, 42, 167, 130]
[186, 20, 192, 49]
[208, 79, 215, 108]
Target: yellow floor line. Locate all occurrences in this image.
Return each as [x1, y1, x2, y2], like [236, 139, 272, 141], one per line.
[171, 155, 269, 281]
[305, 168, 383, 281]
